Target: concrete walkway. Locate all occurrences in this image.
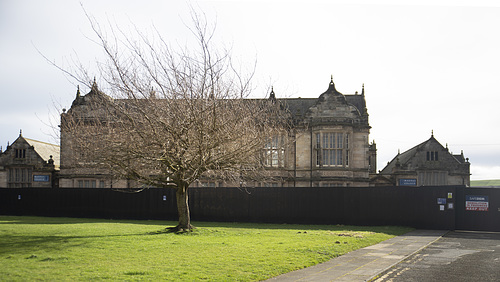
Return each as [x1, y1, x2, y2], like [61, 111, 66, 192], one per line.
[265, 229, 447, 282]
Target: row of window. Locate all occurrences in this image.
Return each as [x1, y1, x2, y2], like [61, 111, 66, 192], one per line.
[15, 149, 26, 159]
[427, 151, 439, 161]
[201, 182, 349, 188]
[316, 133, 349, 167]
[8, 168, 32, 187]
[77, 180, 106, 188]
[262, 133, 351, 168]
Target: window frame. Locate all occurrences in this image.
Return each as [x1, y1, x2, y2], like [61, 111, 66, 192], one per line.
[427, 151, 439, 161]
[8, 167, 32, 187]
[77, 179, 97, 188]
[315, 132, 350, 168]
[263, 135, 286, 168]
[15, 149, 26, 159]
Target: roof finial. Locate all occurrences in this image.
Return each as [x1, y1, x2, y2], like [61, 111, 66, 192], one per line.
[362, 83, 365, 95]
[269, 86, 276, 101]
[76, 85, 81, 98]
[91, 77, 98, 91]
[431, 130, 434, 137]
[327, 75, 338, 93]
[19, 129, 22, 136]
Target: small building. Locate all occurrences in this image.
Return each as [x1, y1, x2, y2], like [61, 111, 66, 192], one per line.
[376, 134, 470, 186]
[0, 131, 60, 188]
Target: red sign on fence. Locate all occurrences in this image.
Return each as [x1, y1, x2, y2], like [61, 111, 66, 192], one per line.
[466, 195, 489, 211]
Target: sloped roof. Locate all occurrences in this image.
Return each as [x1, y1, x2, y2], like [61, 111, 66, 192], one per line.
[345, 95, 367, 116]
[277, 81, 367, 119]
[380, 135, 466, 175]
[280, 98, 318, 117]
[380, 136, 439, 174]
[24, 138, 60, 167]
[452, 153, 466, 163]
[69, 79, 368, 127]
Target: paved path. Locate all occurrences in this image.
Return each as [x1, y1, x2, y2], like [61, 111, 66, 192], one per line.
[373, 230, 500, 281]
[265, 229, 447, 282]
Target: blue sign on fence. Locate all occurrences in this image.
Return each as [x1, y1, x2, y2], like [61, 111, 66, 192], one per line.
[33, 175, 50, 182]
[399, 179, 417, 186]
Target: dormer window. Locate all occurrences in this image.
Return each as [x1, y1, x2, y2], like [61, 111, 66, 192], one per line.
[427, 151, 439, 161]
[15, 149, 26, 159]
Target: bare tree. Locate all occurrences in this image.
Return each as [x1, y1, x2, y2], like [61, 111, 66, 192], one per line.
[60, 12, 287, 231]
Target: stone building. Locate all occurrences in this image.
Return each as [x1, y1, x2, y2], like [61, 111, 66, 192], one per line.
[252, 78, 375, 187]
[0, 131, 59, 188]
[59, 77, 374, 188]
[58, 83, 131, 189]
[375, 134, 470, 186]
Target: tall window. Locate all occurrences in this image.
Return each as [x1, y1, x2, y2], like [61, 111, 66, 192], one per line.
[8, 168, 32, 187]
[263, 135, 285, 168]
[15, 149, 26, 159]
[427, 151, 439, 161]
[315, 132, 349, 167]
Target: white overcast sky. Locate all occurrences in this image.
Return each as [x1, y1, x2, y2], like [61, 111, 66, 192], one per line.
[1, 0, 499, 180]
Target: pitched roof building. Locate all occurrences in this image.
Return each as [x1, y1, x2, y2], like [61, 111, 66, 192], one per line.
[59, 77, 376, 188]
[0, 131, 59, 188]
[376, 133, 470, 186]
[264, 78, 375, 187]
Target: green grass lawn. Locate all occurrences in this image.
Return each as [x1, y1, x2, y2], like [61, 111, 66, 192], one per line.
[471, 179, 500, 187]
[0, 216, 412, 281]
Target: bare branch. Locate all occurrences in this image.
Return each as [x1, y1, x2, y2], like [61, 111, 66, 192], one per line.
[58, 8, 290, 231]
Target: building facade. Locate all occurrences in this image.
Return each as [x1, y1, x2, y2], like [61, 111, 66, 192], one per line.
[0, 132, 59, 188]
[58, 83, 132, 189]
[257, 78, 374, 187]
[4, 81, 471, 189]
[376, 134, 470, 186]
[59, 78, 375, 188]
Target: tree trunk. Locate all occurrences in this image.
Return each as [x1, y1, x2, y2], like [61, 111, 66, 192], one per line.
[175, 184, 193, 231]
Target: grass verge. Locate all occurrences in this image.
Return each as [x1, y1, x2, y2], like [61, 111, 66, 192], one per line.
[471, 179, 500, 187]
[0, 216, 412, 281]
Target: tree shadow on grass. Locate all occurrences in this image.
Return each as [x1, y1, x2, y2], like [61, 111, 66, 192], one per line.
[0, 215, 176, 226]
[0, 216, 412, 249]
[190, 221, 412, 236]
[0, 230, 176, 257]
[0, 216, 407, 234]
[0, 234, 88, 256]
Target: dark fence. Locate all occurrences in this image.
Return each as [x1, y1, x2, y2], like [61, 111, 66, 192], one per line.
[0, 186, 499, 231]
[0, 188, 177, 221]
[455, 187, 500, 232]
